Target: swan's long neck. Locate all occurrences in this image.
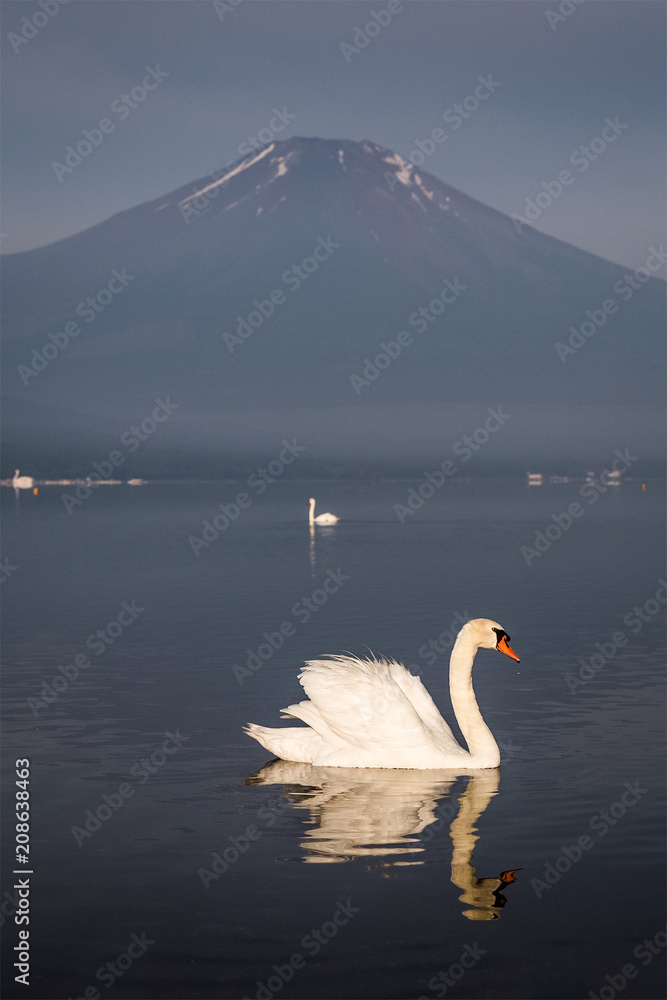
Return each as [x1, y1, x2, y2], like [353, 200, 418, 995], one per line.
[308, 501, 315, 525]
[449, 632, 499, 767]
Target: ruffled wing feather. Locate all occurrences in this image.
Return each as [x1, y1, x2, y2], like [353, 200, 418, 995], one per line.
[295, 655, 457, 754]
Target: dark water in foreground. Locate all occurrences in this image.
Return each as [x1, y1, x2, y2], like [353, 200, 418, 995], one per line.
[2, 479, 665, 1000]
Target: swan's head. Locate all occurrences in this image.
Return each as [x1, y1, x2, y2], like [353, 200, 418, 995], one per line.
[307, 498, 315, 505]
[462, 619, 520, 662]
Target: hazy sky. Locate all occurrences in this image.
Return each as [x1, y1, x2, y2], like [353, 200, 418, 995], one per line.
[2, 0, 664, 268]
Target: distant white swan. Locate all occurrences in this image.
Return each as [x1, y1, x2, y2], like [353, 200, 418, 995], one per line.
[12, 469, 34, 489]
[245, 619, 520, 769]
[307, 497, 339, 525]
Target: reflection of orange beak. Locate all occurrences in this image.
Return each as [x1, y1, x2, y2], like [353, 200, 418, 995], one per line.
[497, 635, 520, 662]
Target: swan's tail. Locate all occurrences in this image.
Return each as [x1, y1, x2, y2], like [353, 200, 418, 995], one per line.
[243, 723, 281, 755]
[244, 723, 326, 764]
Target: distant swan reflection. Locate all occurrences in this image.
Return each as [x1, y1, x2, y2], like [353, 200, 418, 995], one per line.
[245, 762, 519, 920]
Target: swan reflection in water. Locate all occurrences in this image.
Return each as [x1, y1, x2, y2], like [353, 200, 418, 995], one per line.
[245, 762, 520, 920]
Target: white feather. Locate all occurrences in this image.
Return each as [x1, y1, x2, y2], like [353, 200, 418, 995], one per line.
[245, 619, 519, 769]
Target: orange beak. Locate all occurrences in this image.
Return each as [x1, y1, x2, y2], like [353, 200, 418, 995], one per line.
[499, 868, 522, 884]
[497, 635, 520, 662]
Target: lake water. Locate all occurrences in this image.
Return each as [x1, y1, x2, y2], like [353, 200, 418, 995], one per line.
[2, 479, 665, 1000]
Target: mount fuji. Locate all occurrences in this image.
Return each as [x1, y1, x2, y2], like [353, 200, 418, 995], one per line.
[2, 136, 664, 478]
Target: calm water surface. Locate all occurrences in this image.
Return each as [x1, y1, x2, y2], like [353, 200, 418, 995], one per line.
[2, 480, 665, 1000]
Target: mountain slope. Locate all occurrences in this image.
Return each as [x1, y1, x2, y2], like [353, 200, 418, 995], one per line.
[2, 137, 664, 476]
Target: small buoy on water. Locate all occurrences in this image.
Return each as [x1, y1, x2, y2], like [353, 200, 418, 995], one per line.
[33, 487, 38, 494]
[641, 484, 646, 491]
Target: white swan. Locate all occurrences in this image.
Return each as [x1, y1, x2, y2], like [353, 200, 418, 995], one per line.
[307, 497, 339, 525]
[12, 469, 34, 489]
[245, 618, 520, 769]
